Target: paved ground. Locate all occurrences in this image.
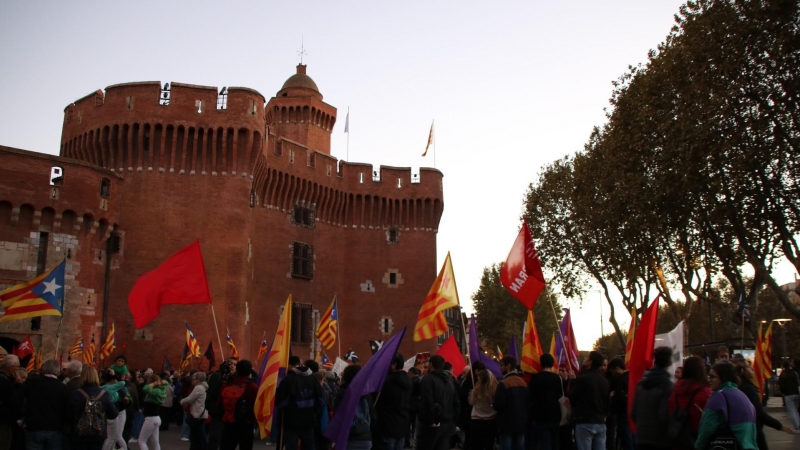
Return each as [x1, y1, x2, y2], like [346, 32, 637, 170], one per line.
[151, 398, 800, 450]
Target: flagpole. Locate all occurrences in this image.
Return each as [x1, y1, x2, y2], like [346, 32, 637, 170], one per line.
[210, 304, 226, 360]
[741, 309, 745, 354]
[54, 314, 64, 363]
[447, 252, 474, 386]
[336, 293, 342, 360]
[433, 119, 436, 169]
[346, 107, 350, 162]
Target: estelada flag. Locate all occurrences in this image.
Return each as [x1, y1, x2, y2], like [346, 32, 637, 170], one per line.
[521, 309, 544, 373]
[127, 240, 212, 329]
[226, 328, 240, 359]
[68, 337, 83, 355]
[500, 221, 546, 310]
[13, 336, 34, 359]
[84, 336, 96, 366]
[185, 322, 201, 357]
[315, 296, 338, 350]
[627, 296, 660, 432]
[414, 252, 460, 341]
[0, 260, 66, 322]
[256, 334, 269, 362]
[255, 295, 292, 439]
[180, 344, 191, 371]
[25, 344, 36, 372]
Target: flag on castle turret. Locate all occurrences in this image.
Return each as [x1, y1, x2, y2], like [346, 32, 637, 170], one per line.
[421, 121, 434, 157]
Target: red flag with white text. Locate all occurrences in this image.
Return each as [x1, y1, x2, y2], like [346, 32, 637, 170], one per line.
[501, 221, 546, 309]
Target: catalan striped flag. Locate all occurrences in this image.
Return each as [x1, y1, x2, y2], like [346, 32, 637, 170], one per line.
[624, 306, 636, 365]
[255, 295, 292, 439]
[226, 328, 240, 359]
[34, 348, 43, 371]
[185, 322, 201, 357]
[0, 260, 66, 322]
[752, 321, 773, 396]
[25, 341, 37, 372]
[315, 296, 338, 349]
[84, 336, 96, 366]
[521, 309, 544, 373]
[68, 337, 84, 355]
[99, 323, 116, 360]
[413, 252, 459, 341]
[180, 344, 191, 371]
[256, 333, 268, 362]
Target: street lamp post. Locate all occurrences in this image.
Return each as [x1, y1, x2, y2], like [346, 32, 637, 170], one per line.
[774, 319, 792, 360]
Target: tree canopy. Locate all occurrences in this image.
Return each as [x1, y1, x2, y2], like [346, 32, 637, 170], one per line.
[524, 0, 800, 346]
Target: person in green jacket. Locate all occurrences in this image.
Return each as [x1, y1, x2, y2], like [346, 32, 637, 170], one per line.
[110, 355, 130, 379]
[696, 363, 758, 450]
[138, 374, 168, 450]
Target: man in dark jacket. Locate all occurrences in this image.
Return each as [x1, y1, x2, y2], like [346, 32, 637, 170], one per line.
[206, 356, 237, 450]
[569, 351, 610, 450]
[606, 358, 633, 450]
[528, 354, 563, 450]
[631, 346, 674, 450]
[494, 356, 527, 450]
[417, 355, 460, 450]
[406, 367, 421, 448]
[376, 353, 412, 450]
[275, 355, 324, 450]
[11, 359, 73, 449]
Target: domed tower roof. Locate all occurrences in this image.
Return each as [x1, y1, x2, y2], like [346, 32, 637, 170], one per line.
[277, 64, 322, 100]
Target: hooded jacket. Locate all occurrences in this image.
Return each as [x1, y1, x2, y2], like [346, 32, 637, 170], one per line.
[274, 366, 323, 431]
[101, 380, 127, 404]
[418, 370, 460, 427]
[631, 367, 674, 448]
[376, 369, 412, 438]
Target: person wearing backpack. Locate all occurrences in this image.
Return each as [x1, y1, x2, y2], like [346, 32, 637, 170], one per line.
[695, 362, 757, 450]
[334, 364, 376, 450]
[631, 347, 674, 450]
[274, 356, 323, 450]
[666, 356, 711, 450]
[219, 359, 258, 450]
[70, 366, 119, 450]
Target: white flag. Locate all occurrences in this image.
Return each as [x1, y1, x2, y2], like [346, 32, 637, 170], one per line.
[344, 111, 350, 133]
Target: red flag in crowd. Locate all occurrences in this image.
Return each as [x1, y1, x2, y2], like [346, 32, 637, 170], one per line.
[13, 336, 34, 359]
[500, 221, 546, 310]
[627, 296, 660, 432]
[436, 334, 466, 372]
[127, 240, 212, 329]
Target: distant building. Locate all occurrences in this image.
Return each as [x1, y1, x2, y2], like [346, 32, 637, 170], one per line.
[0, 65, 445, 368]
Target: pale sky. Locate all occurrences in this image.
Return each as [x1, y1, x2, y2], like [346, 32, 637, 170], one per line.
[3, 1, 791, 348]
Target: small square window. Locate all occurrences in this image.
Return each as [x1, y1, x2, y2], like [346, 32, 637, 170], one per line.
[388, 228, 399, 244]
[292, 204, 315, 229]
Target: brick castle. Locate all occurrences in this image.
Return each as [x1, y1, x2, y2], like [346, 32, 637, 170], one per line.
[0, 64, 445, 370]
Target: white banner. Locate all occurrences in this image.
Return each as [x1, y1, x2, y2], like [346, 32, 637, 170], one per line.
[655, 321, 684, 381]
[332, 357, 348, 376]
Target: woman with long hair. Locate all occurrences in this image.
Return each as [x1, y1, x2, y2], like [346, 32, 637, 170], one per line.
[733, 361, 795, 449]
[667, 356, 711, 441]
[695, 363, 757, 450]
[468, 366, 497, 450]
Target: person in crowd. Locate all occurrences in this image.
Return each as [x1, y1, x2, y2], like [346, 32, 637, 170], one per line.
[179, 372, 209, 450]
[695, 362, 757, 450]
[605, 358, 632, 450]
[667, 356, 711, 445]
[777, 358, 800, 431]
[569, 351, 609, 450]
[0, 354, 21, 450]
[458, 363, 481, 450]
[139, 373, 168, 450]
[556, 365, 575, 450]
[406, 367, 421, 449]
[717, 346, 730, 362]
[674, 367, 683, 380]
[376, 353, 412, 450]
[122, 374, 140, 445]
[65, 360, 83, 392]
[493, 356, 527, 450]
[529, 354, 564, 450]
[467, 361, 497, 450]
[275, 356, 323, 450]
[733, 361, 795, 449]
[219, 360, 258, 450]
[158, 373, 174, 431]
[10, 359, 71, 449]
[110, 356, 129, 380]
[305, 359, 320, 374]
[313, 372, 332, 450]
[417, 355, 460, 450]
[334, 364, 376, 450]
[178, 370, 193, 441]
[205, 356, 237, 450]
[631, 347, 674, 450]
[100, 369, 129, 450]
[70, 366, 119, 450]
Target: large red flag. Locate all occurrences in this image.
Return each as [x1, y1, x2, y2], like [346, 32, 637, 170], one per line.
[127, 240, 212, 329]
[501, 221, 546, 309]
[436, 334, 466, 372]
[627, 296, 660, 432]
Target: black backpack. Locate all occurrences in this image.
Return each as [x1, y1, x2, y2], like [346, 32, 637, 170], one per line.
[75, 390, 107, 438]
[667, 387, 702, 450]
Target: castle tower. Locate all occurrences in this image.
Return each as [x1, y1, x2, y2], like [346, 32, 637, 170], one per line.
[267, 64, 337, 155]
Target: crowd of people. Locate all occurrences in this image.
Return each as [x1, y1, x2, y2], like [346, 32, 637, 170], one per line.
[0, 347, 799, 450]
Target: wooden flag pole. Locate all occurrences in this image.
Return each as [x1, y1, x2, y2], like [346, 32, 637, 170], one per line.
[336, 293, 342, 360]
[210, 304, 226, 360]
[54, 313, 64, 363]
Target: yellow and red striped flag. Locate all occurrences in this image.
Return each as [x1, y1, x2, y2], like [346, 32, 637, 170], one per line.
[69, 337, 83, 355]
[624, 306, 636, 365]
[256, 333, 268, 362]
[421, 121, 434, 157]
[84, 336, 96, 366]
[752, 321, 773, 396]
[413, 252, 459, 342]
[226, 328, 240, 359]
[255, 295, 292, 438]
[99, 323, 116, 360]
[185, 322, 201, 357]
[25, 341, 37, 372]
[521, 309, 544, 373]
[315, 296, 338, 349]
[34, 348, 43, 371]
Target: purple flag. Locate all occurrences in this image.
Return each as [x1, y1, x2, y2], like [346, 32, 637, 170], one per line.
[468, 315, 503, 378]
[324, 327, 407, 449]
[508, 335, 519, 362]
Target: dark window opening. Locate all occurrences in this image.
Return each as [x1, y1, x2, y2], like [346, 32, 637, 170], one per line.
[36, 232, 49, 275]
[383, 318, 391, 333]
[389, 273, 397, 285]
[291, 303, 313, 343]
[292, 204, 315, 229]
[100, 178, 111, 197]
[31, 318, 41, 331]
[291, 242, 314, 279]
[388, 228, 399, 244]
